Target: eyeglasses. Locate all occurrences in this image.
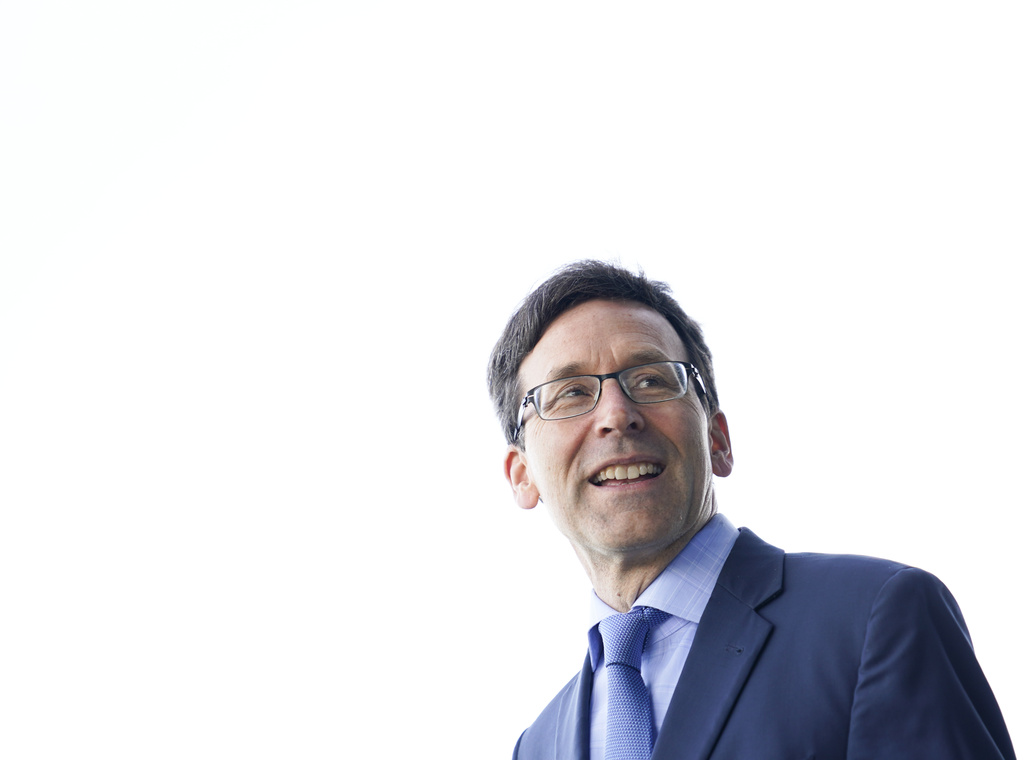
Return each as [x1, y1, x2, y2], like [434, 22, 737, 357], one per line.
[513, 361, 706, 441]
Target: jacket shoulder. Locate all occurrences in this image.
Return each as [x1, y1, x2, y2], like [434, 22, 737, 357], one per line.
[723, 527, 913, 612]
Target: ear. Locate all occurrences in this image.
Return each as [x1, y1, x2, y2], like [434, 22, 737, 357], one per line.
[504, 445, 541, 510]
[708, 411, 734, 477]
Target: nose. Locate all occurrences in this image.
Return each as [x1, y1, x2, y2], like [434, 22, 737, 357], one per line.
[592, 377, 645, 435]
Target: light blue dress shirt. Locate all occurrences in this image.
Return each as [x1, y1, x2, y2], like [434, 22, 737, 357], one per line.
[587, 513, 740, 760]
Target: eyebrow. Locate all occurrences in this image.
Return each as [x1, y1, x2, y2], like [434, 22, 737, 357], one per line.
[544, 349, 675, 383]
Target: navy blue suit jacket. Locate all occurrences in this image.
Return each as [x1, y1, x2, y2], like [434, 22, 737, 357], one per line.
[513, 528, 1015, 759]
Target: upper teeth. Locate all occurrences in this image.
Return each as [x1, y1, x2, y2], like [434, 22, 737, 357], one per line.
[594, 463, 662, 483]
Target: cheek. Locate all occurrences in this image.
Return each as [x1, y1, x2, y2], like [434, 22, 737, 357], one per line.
[530, 440, 587, 500]
[532, 426, 586, 471]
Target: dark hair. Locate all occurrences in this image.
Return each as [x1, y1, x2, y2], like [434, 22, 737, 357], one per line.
[487, 260, 720, 446]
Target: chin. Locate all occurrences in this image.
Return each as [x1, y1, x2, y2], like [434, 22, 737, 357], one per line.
[598, 522, 680, 555]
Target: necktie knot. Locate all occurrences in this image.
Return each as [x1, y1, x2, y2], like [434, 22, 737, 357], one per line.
[599, 606, 666, 669]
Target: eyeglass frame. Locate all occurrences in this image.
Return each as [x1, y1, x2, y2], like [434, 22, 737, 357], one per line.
[512, 360, 707, 442]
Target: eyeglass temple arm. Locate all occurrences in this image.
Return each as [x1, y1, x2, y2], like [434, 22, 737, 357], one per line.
[513, 395, 532, 441]
[689, 364, 707, 397]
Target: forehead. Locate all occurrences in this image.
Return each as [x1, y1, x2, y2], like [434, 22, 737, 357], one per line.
[520, 299, 688, 385]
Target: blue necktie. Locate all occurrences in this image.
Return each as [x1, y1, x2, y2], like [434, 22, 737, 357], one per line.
[599, 606, 667, 760]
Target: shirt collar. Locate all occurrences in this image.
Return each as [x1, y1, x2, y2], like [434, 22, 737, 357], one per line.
[587, 513, 740, 669]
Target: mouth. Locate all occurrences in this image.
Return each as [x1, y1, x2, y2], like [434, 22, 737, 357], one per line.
[590, 462, 664, 486]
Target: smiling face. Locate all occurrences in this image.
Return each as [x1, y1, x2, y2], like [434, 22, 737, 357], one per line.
[504, 299, 733, 571]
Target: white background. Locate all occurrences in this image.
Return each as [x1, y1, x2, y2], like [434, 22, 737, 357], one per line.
[1, 2, 1020, 757]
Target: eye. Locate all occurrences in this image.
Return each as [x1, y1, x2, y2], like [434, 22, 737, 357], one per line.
[554, 382, 595, 400]
[627, 370, 672, 392]
[633, 373, 666, 389]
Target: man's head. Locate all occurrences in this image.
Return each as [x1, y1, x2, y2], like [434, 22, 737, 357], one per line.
[488, 260, 721, 448]
[487, 261, 733, 572]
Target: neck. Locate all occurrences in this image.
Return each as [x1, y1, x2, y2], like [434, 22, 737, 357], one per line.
[579, 513, 714, 613]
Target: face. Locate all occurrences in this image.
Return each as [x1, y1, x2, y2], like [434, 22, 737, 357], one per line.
[504, 299, 733, 568]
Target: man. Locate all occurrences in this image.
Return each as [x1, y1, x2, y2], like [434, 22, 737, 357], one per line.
[487, 261, 1015, 760]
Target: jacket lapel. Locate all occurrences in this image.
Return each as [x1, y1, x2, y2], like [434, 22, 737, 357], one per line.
[651, 528, 784, 760]
[552, 652, 593, 760]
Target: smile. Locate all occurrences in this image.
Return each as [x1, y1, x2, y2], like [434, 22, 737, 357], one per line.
[591, 463, 663, 485]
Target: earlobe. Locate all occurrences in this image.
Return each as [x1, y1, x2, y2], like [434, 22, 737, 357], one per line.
[504, 445, 541, 509]
[708, 411, 734, 478]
